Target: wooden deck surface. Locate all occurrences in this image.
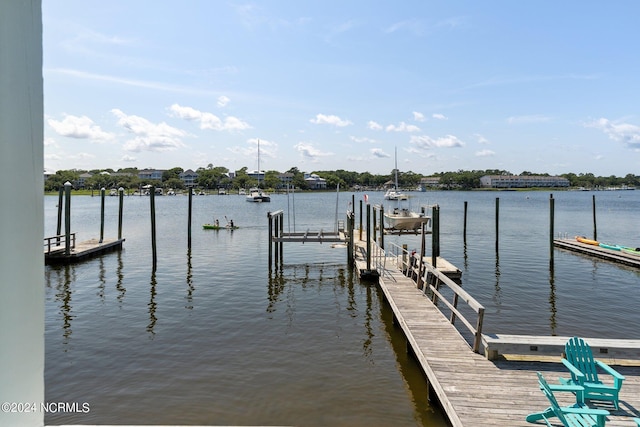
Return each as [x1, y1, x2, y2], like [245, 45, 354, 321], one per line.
[44, 238, 124, 264]
[356, 242, 640, 427]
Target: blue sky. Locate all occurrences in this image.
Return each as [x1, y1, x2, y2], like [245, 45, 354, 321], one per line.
[43, 1, 640, 176]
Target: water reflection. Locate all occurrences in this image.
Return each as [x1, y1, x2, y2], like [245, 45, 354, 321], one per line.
[548, 267, 557, 335]
[492, 252, 502, 311]
[49, 264, 75, 345]
[147, 269, 157, 337]
[115, 251, 126, 306]
[98, 257, 106, 303]
[185, 250, 194, 310]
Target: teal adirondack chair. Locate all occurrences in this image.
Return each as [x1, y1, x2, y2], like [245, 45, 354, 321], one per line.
[559, 337, 625, 409]
[634, 418, 640, 426]
[526, 372, 609, 426]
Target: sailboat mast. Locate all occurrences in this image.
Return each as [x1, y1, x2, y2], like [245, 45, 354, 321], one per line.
[394, 147, 399, 190]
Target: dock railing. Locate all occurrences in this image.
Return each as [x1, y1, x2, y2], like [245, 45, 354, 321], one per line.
[44, 233, 75, 254]
[384, 242, 486, 353]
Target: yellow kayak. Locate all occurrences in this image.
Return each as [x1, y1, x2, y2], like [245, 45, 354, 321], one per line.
[575, 236, 599, 246]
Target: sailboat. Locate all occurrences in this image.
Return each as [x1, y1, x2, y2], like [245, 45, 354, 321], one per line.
[384, 147, 408, 200]
[384, 148, 429, 231]
[246, 139, 271, 202]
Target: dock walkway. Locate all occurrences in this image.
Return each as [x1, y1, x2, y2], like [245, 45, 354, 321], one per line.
[356, 240, 640, 427]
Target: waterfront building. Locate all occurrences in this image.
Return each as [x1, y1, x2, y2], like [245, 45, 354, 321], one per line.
[179, 169, 198, 188]
[479, 174, 570, 188]
[304, 173, 327, 189]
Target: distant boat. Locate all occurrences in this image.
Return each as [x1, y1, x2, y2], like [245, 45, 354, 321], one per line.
[384, 147, 408, 200]
[246, 187, 271, 202]
[246, 139, 270, 202]
[238, 188, 247, 195]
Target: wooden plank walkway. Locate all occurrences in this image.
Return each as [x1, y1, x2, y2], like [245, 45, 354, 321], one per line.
[356, 242, 640, 427]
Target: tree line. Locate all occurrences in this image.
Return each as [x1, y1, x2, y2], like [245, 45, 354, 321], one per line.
[44, 166, 640, 192]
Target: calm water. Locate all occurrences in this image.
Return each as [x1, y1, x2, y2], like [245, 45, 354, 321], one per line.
[44, 189, 640, 425]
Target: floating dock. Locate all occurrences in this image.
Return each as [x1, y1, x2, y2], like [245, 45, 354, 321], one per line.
[356, 239, 640, 427]
[44, 237, 125, 265]
[554, 238, 640, 269]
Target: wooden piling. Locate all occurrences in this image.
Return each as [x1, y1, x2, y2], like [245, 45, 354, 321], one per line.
[495, 197, 500, 252]
[592, 194, 597, 241]
[56, 187, 63, 247]
[366, 203, 371, 271]
[431, 205, 440, 268]
[463, 201, 468, 242]
[549, 194, 554, 268]
[359, 200, 363, 241]
[64, 181, 71, 256]
[150, 185, 157, 268]
[268, 211, 273, 268]
[187, 187, 193, 250]
[379, 203, 384, 250]
[99, 188, 105, 243]
[118, 188, 124, 240]
[274, 214, 280, 264]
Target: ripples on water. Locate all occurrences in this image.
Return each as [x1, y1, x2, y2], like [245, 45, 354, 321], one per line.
[44, 190, 640, 425]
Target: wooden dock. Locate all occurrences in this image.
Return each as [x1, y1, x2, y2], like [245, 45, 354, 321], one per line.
[554, 238, 640, 269]
[44, 237, 124, 265]
[356, 239, 640, 427]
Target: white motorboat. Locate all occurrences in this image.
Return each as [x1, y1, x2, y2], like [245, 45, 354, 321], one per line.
[246, 187, 271, 202]
[384, 207, 430, 230]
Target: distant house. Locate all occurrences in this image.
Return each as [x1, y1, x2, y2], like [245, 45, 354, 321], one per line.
[247, 170, 265, 182]
[420, 177, 441, 189]
[138, 168, 164, 181]
[77, 172, 93, 189]
[304, 173, 327, 190]
[179, 169, 198, 188]
[479, 175, 570, 188]
[278, 173, 294, 188]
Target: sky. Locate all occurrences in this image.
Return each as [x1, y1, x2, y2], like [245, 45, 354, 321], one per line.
[43, 1, 640, 177]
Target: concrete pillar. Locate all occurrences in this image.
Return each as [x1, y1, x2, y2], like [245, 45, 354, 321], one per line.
[0, 1, 44, 426]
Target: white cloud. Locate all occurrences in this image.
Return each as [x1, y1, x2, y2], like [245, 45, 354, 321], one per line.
[112, 108, 188, 153]
[370, 148, 390, 158]
[476, 149, 495, 157]
[121, 155, 137, 162]
[410, 134, 465, 149]
[386, 122, 421, 132]
[169, 103, 251, 131]
[367, 121, 383, 131]
[413, 111, 425, 122]
[47, 114, 114, 141]
[432, 113, 448, 120]
[310, 114, 352, 127]
[475, 134, 490, 144]
[585, 118, 640, 148]
[294, 142, 333, 161]
[217, 95, 230, 107]
[507, 114, 550, 124]
[350, 136, 376, 143]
